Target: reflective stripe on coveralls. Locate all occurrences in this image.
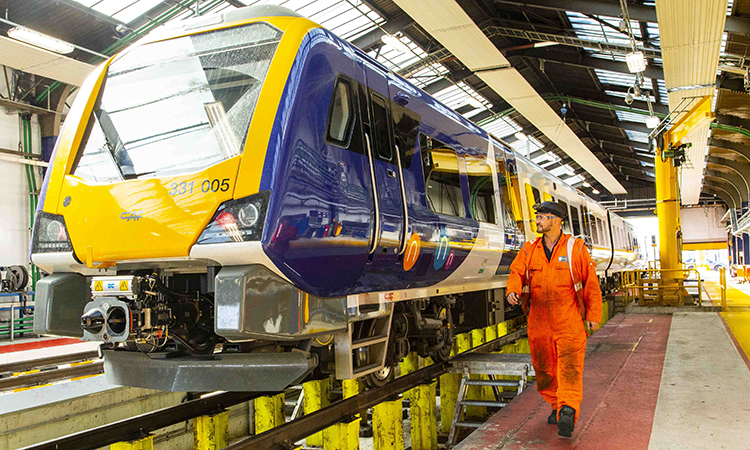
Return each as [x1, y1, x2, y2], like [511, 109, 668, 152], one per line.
[508, 233, 602, 423]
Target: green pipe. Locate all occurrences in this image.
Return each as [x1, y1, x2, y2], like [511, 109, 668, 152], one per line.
[710, 122, 750, 140]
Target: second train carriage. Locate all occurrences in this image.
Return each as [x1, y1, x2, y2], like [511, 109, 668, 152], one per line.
[32, 5, 640, 392]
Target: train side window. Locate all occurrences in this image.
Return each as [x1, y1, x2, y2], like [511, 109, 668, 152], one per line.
[497, 151, 524, 231]
[596, 218, 605, 244]
[466, 155, 497, 224]
[570, 205, 581, 236]
[525, 183, 542, 232]
[391, 102, 420, 169]
[370, 94, 392, 161]
[581, 205, 591, 237]
[326, 78, 354, 146]
[558, 200, 571, 233]
[590, 214, 600, 244]
[420, 134, 465, 218]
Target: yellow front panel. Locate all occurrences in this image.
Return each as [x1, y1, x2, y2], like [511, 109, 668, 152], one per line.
[60, 157, 240, 262]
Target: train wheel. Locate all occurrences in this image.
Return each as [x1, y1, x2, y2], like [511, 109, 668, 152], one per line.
[361, 319, 394, 388]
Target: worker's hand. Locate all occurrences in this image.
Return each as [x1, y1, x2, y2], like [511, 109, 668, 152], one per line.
[507, 291, 520, 305]
[586, 320, 600, 332]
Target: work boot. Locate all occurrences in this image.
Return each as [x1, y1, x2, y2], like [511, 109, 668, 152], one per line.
[557, 405, 576, 437]
[547, 409, 557, 424]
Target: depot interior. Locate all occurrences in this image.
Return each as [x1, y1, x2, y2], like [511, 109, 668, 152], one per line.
[1, 1, 750, 450]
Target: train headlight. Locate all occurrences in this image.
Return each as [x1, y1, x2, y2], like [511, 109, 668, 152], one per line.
[197, 191, 269, 244]
[31, 212, 74, 253]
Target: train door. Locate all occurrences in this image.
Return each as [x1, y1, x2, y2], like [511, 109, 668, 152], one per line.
[362, 61, 406, 269]
[496, 144, 523, 273]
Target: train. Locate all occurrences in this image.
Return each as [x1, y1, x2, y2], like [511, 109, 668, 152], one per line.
[32, 5, 641, 392]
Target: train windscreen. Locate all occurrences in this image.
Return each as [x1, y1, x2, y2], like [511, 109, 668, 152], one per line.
[74, 22, 283, 182]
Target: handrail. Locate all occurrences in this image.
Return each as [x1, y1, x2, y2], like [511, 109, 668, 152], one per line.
[619, 268, 703, 306]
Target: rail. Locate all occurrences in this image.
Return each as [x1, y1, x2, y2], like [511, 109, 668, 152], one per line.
[0, 350, 99, 375]
[20, 328, 527, 450]
[0, 361, 104, 392]
[619, 268, 703, 306]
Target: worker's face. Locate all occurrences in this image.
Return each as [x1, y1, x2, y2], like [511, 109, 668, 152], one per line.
[535, 213, 560, 233]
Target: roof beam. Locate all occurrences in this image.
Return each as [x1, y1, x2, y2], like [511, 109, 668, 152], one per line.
[491, 0, 750, 34]
[709, 138, 750, 161]
[507, 48, 664, 80]
[351, 15, 415, 50]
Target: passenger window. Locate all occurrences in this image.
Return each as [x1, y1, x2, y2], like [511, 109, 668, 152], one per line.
[525, 183, 542, 233]
[391, 102, 420, 169]
[497, 154, 522, 230]
[371, 94, 392, 161]
[590, 213, 600, 244]
[465, 155, 497, 224]
[420, 134, 465, 218]
[581, 205, 591, 237]
[570, 205, 581, 236]
[327, 78, 354, 145]
[596, 218, 605, 244]
[558, 200, 571, 233]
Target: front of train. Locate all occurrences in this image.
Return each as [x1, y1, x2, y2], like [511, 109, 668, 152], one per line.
[31, 6, 342, 392]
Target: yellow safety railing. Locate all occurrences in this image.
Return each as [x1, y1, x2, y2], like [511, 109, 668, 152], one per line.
[619, 268, 702, 307]
[720, 267, 727, 312]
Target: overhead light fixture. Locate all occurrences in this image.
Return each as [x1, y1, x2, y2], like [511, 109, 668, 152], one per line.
[646, 115, 660, 129]
[7, 26, 75, 54]
[582, 182, 591, 188]
[625, 51, 647, 73]
[514, 132, 528, 141]
[534, 41, 558, 48]
[466, 97, 483, 109]
[381, 33, 410, 54]
[592, 189, 600, 195]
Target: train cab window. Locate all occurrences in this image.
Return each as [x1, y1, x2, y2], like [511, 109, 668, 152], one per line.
[570, 205, 581, 236]
[370, 94, 392, 161]
[420, 134, 465, 218]
[326, 78, 354, 145]
[558, 200, 572, 233]
[466, 155, 497, 224]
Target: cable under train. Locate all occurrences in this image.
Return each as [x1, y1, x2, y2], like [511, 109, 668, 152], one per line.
[32, 5, 642, 392]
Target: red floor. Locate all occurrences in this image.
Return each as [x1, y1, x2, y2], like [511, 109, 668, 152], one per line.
[456, 314, 671, 449]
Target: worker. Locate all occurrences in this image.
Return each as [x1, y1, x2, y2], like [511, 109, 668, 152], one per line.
[506, 201, 602, 438]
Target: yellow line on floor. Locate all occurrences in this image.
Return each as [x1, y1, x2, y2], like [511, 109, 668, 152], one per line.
[704, 278, 750, 361]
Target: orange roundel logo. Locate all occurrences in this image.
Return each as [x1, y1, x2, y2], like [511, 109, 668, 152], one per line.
[403, 233, 421, 271]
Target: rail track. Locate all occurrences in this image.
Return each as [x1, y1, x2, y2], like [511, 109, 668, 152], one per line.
[18, 327, 526, 450]
[0, 351, 102, 392]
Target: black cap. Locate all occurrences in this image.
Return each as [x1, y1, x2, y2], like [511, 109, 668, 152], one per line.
[533, 201, 567, 219]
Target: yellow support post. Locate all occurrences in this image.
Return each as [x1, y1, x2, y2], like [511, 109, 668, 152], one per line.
[194, 411, 228, 450]
[400, 352, 420, 401]
[111, 435, 154, 450]
[656, 95, 713, 305]
[324, 380, 360, 450]
[304, 378, 330, 446]
[372, 398, 403, 450]
[485, 324, 498, 342]
[467, 328, 488, 418]
[439, 340, 459, 434]
[410, 381, 437, 450]
[255, 393, 285, 434]
[496, 320, 509, 339]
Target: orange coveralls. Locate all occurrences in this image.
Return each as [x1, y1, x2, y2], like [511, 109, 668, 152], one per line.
[507, 233, 602, 422]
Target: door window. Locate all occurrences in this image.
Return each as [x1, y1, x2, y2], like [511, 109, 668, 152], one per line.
[420, 134, 465, 218]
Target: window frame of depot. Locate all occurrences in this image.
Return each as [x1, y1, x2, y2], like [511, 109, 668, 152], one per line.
[465, 153, 497, 224]
[325, 75, 356, 148]
[420, 133, 466, 218]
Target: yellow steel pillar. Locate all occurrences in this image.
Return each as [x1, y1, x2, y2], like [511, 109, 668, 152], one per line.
[655, 95, 713, 305]
[324, 379, 360, 450]
[255, 393, 285, 434]
[468, 328, 489, 418]
[194, 411, 229, 450]
[111, 435, 154, 450]
[410, 381, 437, 450]
[439, 340, 459, 434]
[372, 398, 403, 450]
[400, 352, 420, 402]
[304, 378, 331, 446]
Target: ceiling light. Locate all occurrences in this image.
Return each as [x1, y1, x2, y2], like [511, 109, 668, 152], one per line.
[466, 97, 483, 108]
[646, 115, 660, 129]
[583, 182, 591, 188]
[381, 34, 410, 54]
[514, 132, 528, 141]
[534, 41, 558, 48]
[592, 189, 600, 194]
[625, 51, 647, 73]
[7, 26, 74, 54]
